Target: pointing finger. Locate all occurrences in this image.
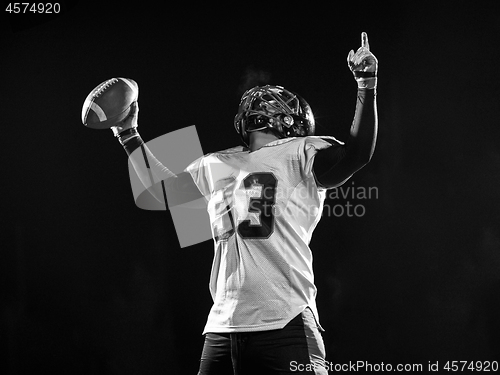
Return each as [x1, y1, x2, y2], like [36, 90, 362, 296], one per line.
[361, 32, 369, 50]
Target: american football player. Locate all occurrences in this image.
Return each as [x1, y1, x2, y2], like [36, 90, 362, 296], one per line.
[112, 32, 378, 375]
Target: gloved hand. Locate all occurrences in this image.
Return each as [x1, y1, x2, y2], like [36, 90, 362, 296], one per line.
[111, 101, 139, 138]
[347, 32, 378, 89]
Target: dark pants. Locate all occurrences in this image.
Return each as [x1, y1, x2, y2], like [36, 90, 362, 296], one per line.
[197, 308, 328, 375]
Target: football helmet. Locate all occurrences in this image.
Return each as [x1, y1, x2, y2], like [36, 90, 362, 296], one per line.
[234, 85, 315, 145]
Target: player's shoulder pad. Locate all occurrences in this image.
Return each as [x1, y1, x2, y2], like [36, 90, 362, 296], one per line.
[305, 135, 345, 146]
[301, 136, 345, 154]
[188, 146, 245, 169]
[214, 146, 247, 155]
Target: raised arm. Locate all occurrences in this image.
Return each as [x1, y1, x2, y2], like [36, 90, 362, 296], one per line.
[314, 32, 378, 188]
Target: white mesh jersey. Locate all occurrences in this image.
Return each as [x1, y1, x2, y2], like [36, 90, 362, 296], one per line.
[186, 136, 342, 333]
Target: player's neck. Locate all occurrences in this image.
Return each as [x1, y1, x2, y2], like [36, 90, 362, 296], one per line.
[248, 131, 279, 152]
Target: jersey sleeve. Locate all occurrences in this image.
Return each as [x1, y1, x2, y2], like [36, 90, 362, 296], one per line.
[300, 136, 344, 182]
[184, 154, 212, 198]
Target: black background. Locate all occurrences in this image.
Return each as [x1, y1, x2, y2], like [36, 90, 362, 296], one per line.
[1, 2, 500, 374]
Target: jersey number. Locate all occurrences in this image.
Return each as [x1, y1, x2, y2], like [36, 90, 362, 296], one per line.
[237, 172, 277, 239]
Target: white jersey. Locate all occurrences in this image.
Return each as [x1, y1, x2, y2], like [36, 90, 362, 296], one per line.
[186, 136, 341, 333]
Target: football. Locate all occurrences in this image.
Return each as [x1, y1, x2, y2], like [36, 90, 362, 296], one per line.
[82, 77, 138, 129]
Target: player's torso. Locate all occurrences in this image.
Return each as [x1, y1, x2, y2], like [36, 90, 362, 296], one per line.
[202, 138, 326, 328]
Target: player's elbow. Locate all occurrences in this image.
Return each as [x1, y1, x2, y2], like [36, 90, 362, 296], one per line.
[346, 150, 372, 171]
[359, 151, 374, 167]
[347, 142, 375, 169]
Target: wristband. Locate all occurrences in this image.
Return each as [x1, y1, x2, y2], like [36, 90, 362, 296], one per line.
[357, 77, 377, 90]
[354, 71, 377, 79]
[118, 128, 140, 146]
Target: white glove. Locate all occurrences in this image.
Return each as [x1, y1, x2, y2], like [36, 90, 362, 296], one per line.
[347, 32, 378, 89]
